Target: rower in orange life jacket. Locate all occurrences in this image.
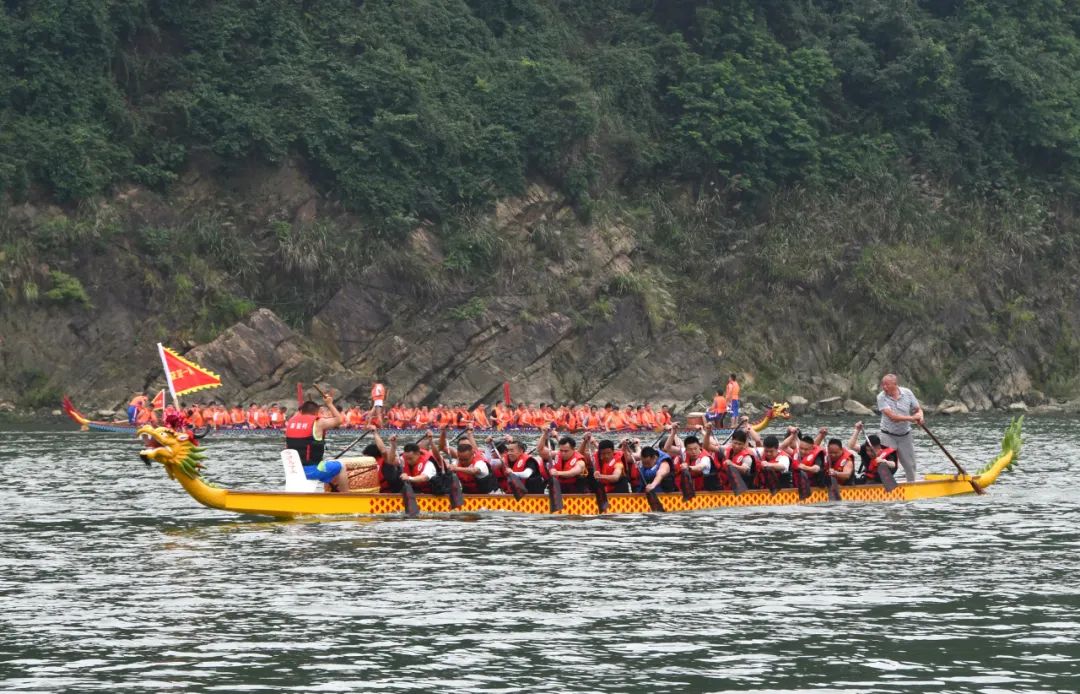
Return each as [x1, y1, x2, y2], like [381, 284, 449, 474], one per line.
[442, 428, 499, 494]
[708, 391, 728, 425]
[284, 393, 349, 492]
[230, 405, 246, 428]
[824, 437, 856, 485]
[667, 427, 715, 491]
[657, 405, 672, 428]
[246, 404, 261, 429]
[269, 404, 285, 428]
[471, 404, 491, 430]
[127, 394, 149, 424]
[584, 436, 630, 493]
[538, 427, 586, 493]
[211, 405, 229, 429]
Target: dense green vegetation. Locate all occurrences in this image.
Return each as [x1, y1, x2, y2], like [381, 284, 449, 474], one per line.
[4, 0, 1080, 217]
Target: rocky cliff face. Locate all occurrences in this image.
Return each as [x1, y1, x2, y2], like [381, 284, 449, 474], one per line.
[2, 167, 1077, 415]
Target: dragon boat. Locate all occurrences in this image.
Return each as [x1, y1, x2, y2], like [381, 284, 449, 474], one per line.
[63, 396, 789, 439]
[134, 419, 1022, 519]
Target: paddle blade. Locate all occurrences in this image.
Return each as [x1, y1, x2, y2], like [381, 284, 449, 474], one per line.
[548, 474, 563, 513]
[449, 474, 465, 509]
[827, 477, 842, 502]
[969, 478, 986, 495]
[594, 481, 609, 514]
[795, 470, 812, 500]
[727, 463, 748, 496]
[878, 463, 898, 492]
[402, 481, 419, 518]
[680, 466, 695, 501]
[508, 474, 527, 500]
[646, 489, 665, 513]
[585, 461, 609, 513]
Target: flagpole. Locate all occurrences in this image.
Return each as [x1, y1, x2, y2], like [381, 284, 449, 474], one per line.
[157, 343, 180, 408]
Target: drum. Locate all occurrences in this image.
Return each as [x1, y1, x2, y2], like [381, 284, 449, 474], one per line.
[685, 411, 706, 427]
[342, 456, 380, 492]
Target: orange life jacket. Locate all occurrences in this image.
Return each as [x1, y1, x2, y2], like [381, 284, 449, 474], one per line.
[472, 407, 490, 429]
[371, 383, 386, 401]
[230, 407, 245, 425]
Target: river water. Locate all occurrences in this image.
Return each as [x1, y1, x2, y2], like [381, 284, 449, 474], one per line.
[0, 415, 1076, 693]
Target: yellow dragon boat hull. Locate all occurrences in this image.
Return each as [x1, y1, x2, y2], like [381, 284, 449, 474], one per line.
[139, 419, 1022, 519]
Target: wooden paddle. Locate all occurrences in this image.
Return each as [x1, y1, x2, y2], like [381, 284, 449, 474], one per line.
[402, 480, 420, 518]
[583, 455, 609, 514]
[863, 433, 898, 492]
[332, 430, 370, 459]
[826, 466, 842, 502]
[920, 422, 984, 495]
[679, 463, 695, 501]
[726, 461, 749, 496]
[546, 461, 564, 513]
[635, 460, 665, 512]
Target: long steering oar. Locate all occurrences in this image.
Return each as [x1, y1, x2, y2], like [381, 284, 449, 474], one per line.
[919, 422, 984, 495]
[864, 432, 898, 492]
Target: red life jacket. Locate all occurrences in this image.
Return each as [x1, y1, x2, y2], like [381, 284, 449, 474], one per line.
[797, 446, 825, 484]
[407, 450, 434, 493]
[375, 456, 394, 492]
[722, 445, 757, 490]
[555, 451, 585, 477]
[502, 452, 545, 493]
[595, 450, 627, 493]
[554, 451, 585, 492]
[454, 452, 488, 493]
[677, 451, 712, 491]
[284, 414, 324, 465]
[866, 446, 897, 482]
[753, 450, 790, 489]
[828, 448, 855, 485]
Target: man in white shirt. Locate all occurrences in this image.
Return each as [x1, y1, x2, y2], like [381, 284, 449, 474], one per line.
[876, 373, 923, 482]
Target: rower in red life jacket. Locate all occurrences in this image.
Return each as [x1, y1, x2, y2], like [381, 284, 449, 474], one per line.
[720, 429, 759, 490]
[442, 427, 499, 494]
[582, 435, 630, 493]
[753, 435, 793, 490]
[665, 425, 715, 491]
[824, 437, 857, 485]
[538, 427, 587, 493]
[365, 428, 403, 493]
[848, 421, 900, 484]
[399, 436, 443, 493]
[284, 392, 348, 492]
[498, 439, 547, 494]
[793, 433, 828, 486]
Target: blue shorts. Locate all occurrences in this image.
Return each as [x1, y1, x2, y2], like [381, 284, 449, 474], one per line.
[127, 405, 138, 424]
[304, 460, 342, 483]
[729, 400, 740, 420]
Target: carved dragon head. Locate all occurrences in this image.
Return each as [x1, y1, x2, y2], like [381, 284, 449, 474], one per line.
[767, 402, 792, 420]
[137, 425, 206, 479]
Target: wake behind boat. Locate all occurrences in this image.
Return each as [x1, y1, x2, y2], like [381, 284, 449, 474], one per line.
[134, 419, 1022, 519]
